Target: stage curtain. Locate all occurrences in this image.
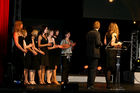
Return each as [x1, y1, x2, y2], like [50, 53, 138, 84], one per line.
[0, 0, 9, 85]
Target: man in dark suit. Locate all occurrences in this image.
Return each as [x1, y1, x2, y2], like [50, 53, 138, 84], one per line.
[86, 21, 102, 89]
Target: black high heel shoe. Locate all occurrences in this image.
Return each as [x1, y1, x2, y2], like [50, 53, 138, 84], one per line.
[46, 82, 51, 85]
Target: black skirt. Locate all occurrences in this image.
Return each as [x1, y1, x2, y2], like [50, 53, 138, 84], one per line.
[105, 48, 117, 72]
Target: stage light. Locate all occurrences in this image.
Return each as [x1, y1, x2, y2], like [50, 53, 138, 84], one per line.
[137, 58, 140, 63]
[97, 66, 102, 71]
[133, 58, 140, 71]
[108, 0, 114, 3]
[84, 65, 88, 69]
[133, 21, 136, 24]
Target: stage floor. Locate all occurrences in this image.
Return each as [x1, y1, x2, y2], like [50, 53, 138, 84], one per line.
[1, 82, 140, 93]
[1, 75, 140, 93]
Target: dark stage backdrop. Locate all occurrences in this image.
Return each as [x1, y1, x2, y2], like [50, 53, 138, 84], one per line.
[9, 0, 140, 74]
[83, 0, 140, 21]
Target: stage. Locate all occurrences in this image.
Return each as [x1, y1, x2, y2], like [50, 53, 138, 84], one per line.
[0, 82, 140, 93]
[1, 75, 140, 93]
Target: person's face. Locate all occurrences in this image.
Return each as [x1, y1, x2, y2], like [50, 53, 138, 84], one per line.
[50, 31, 54, 36]
[44, 27, 48, 33]
[65, 32, 70, 38]
[55, 30, 59, 36]
[25, 32, 27, 37]
[35, 32, 38, 37]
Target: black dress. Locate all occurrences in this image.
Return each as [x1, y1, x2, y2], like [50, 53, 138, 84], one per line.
[105, 33, 117, 73]
[53, 35, 61, 66]
[30, 37, 40, 70]
[13, 36, 24, 81]
[24, 36, 32, 69]
[47, 38, 55, 70]
[40, 36, 49, 66]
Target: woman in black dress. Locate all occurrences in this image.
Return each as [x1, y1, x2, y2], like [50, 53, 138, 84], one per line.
[104, 22, 122, 89]
[51, 29, 62, 85]
[46, 30, 60, 84]
[29, 29, 45, 85]
[22, 29, 33, 85]
[38, 26, 52, 84]
[13, 21, 27, 84]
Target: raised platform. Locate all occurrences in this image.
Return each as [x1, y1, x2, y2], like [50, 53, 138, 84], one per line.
[1, 75, 140, 93]
[1, 82, 140, 93]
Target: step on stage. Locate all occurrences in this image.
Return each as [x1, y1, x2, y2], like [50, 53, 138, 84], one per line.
[1, 75, 140, 93]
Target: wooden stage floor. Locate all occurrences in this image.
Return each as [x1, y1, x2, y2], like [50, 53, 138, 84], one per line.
[1, 82, 140, 93]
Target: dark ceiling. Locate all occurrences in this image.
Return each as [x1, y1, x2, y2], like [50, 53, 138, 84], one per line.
[21, 0, 83, 19]
[83, 0, 140, 21]
[21, 0, 140, 21]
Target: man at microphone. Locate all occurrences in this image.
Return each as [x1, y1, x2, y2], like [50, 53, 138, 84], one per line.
[104, 22, 122, 89]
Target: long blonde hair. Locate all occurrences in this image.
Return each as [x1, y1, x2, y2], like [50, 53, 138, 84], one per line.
[14, 20, 23, 32]
[107, 22, 119, 40]
[114, 23, 119, 40]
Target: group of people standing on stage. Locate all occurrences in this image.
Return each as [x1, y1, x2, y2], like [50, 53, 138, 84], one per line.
[86, 21, 122, 89]
[13, 20, 122, 89]
[13, 20, 76, 85]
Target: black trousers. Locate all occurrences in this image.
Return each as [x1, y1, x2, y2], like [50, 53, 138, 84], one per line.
[87, 57, 98, 87]
[61, 56, 71, 83]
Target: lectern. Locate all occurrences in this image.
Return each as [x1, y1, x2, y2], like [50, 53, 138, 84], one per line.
[110, 48, 126, 90]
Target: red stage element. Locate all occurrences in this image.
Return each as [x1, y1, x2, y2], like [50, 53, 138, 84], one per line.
[0, 0, 9, 85]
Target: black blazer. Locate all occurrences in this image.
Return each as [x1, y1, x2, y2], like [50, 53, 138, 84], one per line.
[86, 29, 102, 58]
